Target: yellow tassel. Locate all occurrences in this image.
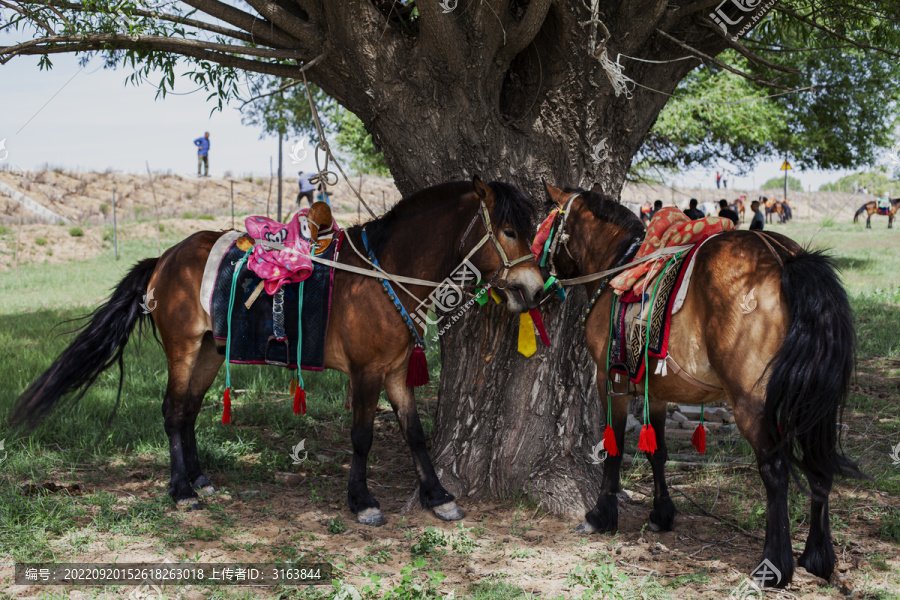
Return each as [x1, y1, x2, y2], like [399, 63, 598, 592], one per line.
[289, 378, 297, 395]
[518, 312, 537, 357]
[490, 289, 502, 304]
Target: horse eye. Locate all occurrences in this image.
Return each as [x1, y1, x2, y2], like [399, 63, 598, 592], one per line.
[502, 229, 517, 240]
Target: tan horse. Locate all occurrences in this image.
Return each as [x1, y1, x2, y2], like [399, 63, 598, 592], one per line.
[14, 177, 545, 526]
[541, 184, 859, 587]
[854, 198, 900, 229]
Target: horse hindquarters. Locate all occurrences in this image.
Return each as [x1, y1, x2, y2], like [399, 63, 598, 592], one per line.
[765, 251, 860, 581]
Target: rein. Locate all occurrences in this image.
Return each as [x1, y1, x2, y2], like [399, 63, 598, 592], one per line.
[459, 199, 535, 289]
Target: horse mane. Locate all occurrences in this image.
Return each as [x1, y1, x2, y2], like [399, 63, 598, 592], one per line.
[358, 180, 537, 259]
[560, 187, 645, 239]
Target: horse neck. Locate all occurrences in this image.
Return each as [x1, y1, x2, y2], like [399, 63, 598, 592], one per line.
[574, 220, 633, 297]
[372, 202, 473, 285]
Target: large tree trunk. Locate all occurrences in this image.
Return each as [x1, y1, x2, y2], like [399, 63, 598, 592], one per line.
[302, 0, 740, 517]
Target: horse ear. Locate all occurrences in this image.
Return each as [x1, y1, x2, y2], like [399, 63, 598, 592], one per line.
[472, 175, 496, 210]
[543, 180, 569, 208]
[590, 182, 603, 194]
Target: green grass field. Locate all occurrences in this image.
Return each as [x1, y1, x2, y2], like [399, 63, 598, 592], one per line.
[0, 217, 898, 599]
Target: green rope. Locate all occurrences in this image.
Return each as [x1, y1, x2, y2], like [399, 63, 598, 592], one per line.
[225, 248, 252, 390]
[295, 280, 305, 388]
[605, 293, 619, 428]
[643, 254, 681, 425]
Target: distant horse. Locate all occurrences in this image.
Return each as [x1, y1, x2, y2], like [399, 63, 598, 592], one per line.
[13, 178, 545, 526]
[854, 198, 900, 229]
[764, 197, 789, 224]
[541, 184, 860, 587]
[728, 198, 746, 222]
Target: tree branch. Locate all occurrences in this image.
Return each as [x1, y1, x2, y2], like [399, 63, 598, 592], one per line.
[775, 6, 900, 60]
[654, 28, 791, 90]
[0, 33, 306, 61]
[501, 0, 553, 63]
[700, 17, 806, 75]
[242, 0, 320, 45]
[416, 0, 463, 67]
[179, 0, 299, 47]
[1, 35, 305, 76]
[671, 0, 722, 19]
[0, 0, 55, 35]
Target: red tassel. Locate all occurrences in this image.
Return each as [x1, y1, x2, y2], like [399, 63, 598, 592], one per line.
[293, 387, 306, 415]
[222, 387, 232, 424]
[406, 346, 430, 387]
[637, 424, 657, 454]
[529, 309, 551, 347]
[602, 425, 618, 456]
[691, 424, 706, 454]
[344, 399, 351, 410]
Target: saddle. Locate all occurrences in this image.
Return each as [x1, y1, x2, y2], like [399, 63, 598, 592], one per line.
[608, 208, 732, 383]
[877, 198, 892, 213]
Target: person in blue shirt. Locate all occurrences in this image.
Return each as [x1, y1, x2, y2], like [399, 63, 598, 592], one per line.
[749, 200, 765, 231]
[297, 171, 316, 207]
[194, 132, 210, 177]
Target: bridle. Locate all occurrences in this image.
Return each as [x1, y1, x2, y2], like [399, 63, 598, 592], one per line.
[459, 199, 535, 289]
[543, 192, 581, 280]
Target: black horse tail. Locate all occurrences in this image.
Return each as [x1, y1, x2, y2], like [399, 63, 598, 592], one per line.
[853, 204, 867, 223]
[764, 250, 863, 481]
[11, 258, 159, 428]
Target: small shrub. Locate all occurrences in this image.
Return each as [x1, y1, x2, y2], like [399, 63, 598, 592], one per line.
[197, 215, 215, 221]
[68, 227, 84, 237]
[35, 238, 47, 246]
[182, 212, 196, 219]
[879, 507, 900, 542]
[0, 225, 11, 235]
[328, 518, 346, 535]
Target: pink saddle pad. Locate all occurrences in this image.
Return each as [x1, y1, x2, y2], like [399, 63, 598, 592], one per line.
[245, 214, 313, 295]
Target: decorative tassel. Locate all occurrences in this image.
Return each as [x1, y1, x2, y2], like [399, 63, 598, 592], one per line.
[222, 387, 232, 424]
[529, 308, 551, 347]
[518, 312, 537, 357]
[289, 377, 297, 395]
[603, 425, 619, 456]
[637, 424, 657, 454]
[406, 345, 430, 387]
[691, 424, 706, 454]
[293, 386, 306, 415]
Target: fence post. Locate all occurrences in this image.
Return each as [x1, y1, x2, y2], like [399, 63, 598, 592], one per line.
[112, 186, 118, 261]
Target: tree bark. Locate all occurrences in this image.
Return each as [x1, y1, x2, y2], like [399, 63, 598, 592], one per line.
[299, 0, 734, 517]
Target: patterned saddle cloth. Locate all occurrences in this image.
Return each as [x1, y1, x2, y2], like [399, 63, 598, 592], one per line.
[608, 207, 732, 383]
[209, 208, 342, 370]
[877, 198, 892, 214]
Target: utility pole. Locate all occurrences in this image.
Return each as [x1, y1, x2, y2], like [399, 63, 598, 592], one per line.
[277, 131, 283, 222]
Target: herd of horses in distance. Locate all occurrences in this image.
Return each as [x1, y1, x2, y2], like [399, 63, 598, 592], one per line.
[9, 174, 891, 589]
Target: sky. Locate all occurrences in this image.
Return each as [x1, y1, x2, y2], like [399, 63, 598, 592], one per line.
[0, 50, 882, 192]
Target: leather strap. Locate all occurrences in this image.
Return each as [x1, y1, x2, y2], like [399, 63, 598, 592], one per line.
[665, 355, 724, 393]
[751, 230, 795, 268]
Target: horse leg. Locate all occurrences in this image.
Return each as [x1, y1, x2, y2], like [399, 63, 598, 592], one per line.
[383, 369, 463, 521]
[162, 356, 202, 507]
[798, 472, 836, 579]
[182, 332, 224, 495]
[734, 407, 794, 587]
[646, 400, 675, 532]
[347, 369, 387, 526]
[867, 213, 872, 229]
[578, 391, 628, 534]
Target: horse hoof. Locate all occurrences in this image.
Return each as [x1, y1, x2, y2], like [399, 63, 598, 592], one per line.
[357, 507, 387, 527]
[574, 521, 598, 535]
[648, 521, 662, 532]
[176, 497, 201, 511]
[197, 485, 216, 496]
[433, 501, 466, 521]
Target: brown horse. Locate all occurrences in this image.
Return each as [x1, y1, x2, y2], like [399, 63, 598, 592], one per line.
[854, 198, 900, 229]
[541, 184, 859, 587]
[763, 197, 792, 224]
[13, 177, 544, 526]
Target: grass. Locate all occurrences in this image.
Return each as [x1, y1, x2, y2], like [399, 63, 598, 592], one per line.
[0, 218, 898, 597]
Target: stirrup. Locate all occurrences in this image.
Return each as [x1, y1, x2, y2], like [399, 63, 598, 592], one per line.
[264, 335, 291, 367]
[607, 363, 634, 396]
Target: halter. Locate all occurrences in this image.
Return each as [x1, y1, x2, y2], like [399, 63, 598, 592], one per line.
[544, 192, 581, 280]
[459, 199, 535, 289]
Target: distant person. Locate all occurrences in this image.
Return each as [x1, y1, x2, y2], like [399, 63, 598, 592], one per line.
[718, 199, 739, 226]
[297, 171, 316, 207]
[722, 176, 728, 189]
[749, 201, 764, 231]
[649, 199, 663, 219]
[193, 131, 210, 177]
[684, 198, 704, 220]
[716, 171, 721, 189]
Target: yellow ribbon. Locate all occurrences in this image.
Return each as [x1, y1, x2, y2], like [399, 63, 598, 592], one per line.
[518, 312, 537, 357]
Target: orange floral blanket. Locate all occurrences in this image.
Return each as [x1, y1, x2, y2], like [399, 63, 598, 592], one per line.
[610, 207, 734, 295]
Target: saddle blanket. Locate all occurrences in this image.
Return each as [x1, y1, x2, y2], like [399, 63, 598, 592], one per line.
[201, 209, 343, 370]
[609, 228, 724, 384]
[610, 207, 733, 296]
